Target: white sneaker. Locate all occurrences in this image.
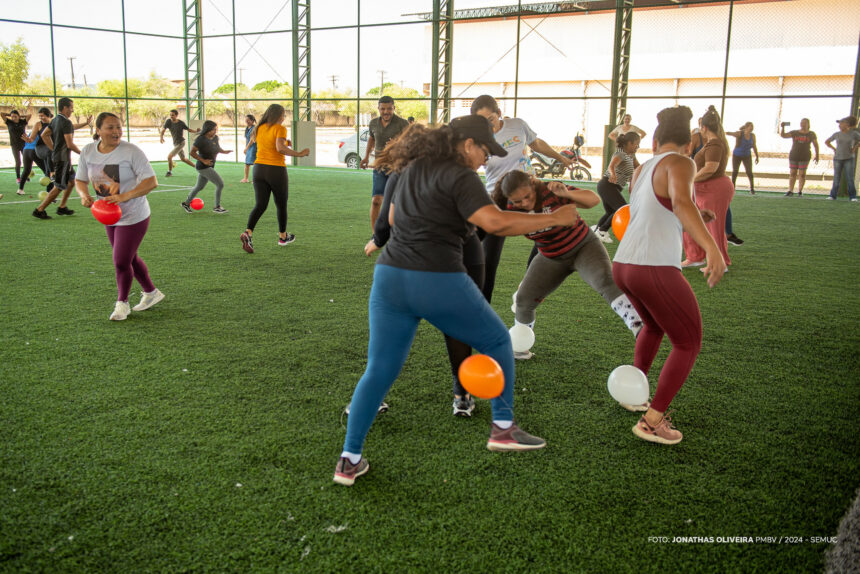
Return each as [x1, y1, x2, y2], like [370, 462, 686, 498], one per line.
[511, 290, 517, 314]
[133, 289, 165, 311]
[514, 350, 533, 360]
[110, 301, 130, 321]
[597, 229, 613, 244]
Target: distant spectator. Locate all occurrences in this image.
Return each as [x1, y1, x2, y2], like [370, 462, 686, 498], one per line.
[824, 116, 860, 201]
[241, 114, 257, 183]
[608, 114, 646, 143]
[727, 122, 759, 194]
[780, 118, 819, 197]
[2, 109, 31, 183]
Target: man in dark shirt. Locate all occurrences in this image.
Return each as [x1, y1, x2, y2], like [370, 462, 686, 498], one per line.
[32, 97, 91, 219]
[159, 109, 200, 177]
[360, 95, 410, 231]
[2, 109, 31, 183]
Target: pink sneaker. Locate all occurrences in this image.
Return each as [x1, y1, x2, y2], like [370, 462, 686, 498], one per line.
[486, 423, 546, 451]
[632, 412, 683, 445]
[333, 457, 369, 486]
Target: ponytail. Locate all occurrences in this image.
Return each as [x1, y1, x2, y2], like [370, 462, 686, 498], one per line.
[701, 105, 729, 150]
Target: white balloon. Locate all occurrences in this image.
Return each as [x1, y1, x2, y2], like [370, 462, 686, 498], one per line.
[509, 323, 535, 353]
[607, 365, 649, 405]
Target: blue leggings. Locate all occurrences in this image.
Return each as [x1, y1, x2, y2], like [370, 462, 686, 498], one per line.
[343, 264, 516, 454]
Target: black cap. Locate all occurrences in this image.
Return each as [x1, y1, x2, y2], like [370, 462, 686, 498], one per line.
[449, 115, 507, 157]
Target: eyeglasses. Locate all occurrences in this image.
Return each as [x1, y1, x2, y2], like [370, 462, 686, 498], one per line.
[478, 144, 490, 162]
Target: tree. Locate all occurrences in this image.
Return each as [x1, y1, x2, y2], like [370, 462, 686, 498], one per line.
[252, 80, 288, 93]
[365, 83, 429, 122]
[0, 38, 30, 109]
[213, 83, 247, 96]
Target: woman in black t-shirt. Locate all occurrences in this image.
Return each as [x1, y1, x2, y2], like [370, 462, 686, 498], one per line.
[334, 116, 579, 486]
[780, 118, 819, 196]
[182, 120, 232, 213]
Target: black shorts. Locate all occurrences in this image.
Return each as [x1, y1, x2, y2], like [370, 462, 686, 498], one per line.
[53, 161, 74, 191]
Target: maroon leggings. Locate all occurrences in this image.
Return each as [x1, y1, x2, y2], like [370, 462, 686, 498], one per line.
[106, 217, 155, 302]
[612, 262, 702, 412]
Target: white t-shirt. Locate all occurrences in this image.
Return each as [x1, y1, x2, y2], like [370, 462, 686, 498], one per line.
[483, 117, 538, 192]
[76, 140, 155, 226]
[610, 124, 645, 139]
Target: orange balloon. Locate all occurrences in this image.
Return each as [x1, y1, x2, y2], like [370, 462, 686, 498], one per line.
[611, 204, 631, 241]
[458, 354, 504, 399]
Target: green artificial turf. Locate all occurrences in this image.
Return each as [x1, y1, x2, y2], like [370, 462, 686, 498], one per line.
[0, 163, 858, 572]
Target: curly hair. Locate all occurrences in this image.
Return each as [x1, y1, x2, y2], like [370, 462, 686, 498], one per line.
[374, 123, 468, 173]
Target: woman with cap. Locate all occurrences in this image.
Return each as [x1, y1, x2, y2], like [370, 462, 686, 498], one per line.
[181, 120, 232, 214]
[334, 115, 579, 486]
[824, 116, 860, 201]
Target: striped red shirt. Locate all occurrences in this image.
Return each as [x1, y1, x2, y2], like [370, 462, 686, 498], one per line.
[508, 181, 588, 258]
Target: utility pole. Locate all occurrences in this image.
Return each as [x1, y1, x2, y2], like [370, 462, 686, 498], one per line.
[238, 68, 246, 85]
[68, 57, 76, 89]
[329, 75, 338, 90]
[377, 69, 387, 95]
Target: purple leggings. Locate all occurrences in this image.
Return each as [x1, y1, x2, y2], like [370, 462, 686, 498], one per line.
[106, 217, 155, 302]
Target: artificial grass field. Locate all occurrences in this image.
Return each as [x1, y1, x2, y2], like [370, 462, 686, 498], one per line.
[0, 162, 858, 572]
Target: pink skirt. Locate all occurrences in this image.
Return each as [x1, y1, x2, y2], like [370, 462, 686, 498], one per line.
[682, 175, 734, 266]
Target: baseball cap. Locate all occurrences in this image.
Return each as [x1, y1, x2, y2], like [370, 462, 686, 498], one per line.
[449, 115, 507, 157]
[836, 116, 858, 127]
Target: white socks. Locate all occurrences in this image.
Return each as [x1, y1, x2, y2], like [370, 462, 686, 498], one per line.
[611, 294, 643, 334]
[340, 451, 362, 464]
[493, 420, 513, 430]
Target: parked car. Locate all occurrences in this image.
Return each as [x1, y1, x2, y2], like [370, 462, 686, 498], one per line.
[338, 129, 373, 168]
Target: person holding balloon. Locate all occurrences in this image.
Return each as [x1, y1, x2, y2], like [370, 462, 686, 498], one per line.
[491, 172, 643, 358]
[334, 116, 579, 486]
[75, 112, 164, 321]
[591, 131, 640, 244]
[612, 105, 725, 445]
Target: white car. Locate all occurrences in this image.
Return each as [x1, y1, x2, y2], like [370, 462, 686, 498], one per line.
[337, 129, 373, 169]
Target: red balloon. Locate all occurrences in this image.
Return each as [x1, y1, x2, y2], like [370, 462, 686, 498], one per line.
[458, 354, 504, 399]
[91, 199, 122, 225]
[190, 198, 204, 210]
[611, 204, 631, 241]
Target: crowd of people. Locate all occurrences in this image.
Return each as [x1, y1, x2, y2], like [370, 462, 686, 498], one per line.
[2, 94, 859, 487]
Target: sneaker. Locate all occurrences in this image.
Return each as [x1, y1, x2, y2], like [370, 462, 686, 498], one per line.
[333, 457, 369, 486]
[109, 300, 131, 321]
[278, 233, 296, 246]
[681, 260, 705, 268]
[452, 395, 476, 417]
[165, 171, 172, 177]
[826, 197, 836, 201]
[486, 423, 546, 451]
[750, 190, 755, 195]
[56, 206, 75, 216]
[132, 289, 165, 312]
[726, 233, 744, 246]
[852, 199, 859, 203]
[180, 201, 193, 213]
[213, 206, 228, 213]
[619, 400, 651, 412]
[16, 189, 25, 195]
[632, 412, 683, 445]
[784, 191, 793, 197]
[343, 402, 389, 416]
[514, 350, 533, 360]
[797, 192, 802, 197]
[597, 229, 613, 244]
[240, 231, 254, 253]
[511, 290, 517, 314]
[32, 209, 51, 220]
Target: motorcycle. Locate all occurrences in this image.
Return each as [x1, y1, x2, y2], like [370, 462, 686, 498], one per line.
[529, 135, 592, 181]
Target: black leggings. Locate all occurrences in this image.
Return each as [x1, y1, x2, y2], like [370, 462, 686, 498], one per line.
[445, 233, 485, 397]
[731, 154, 754, 193]
[595, 177, 627, 232]
[19, 149, 54, 192]
[478, 231, 505, 303]
[247, 163, 288, 233]
[11, 145, 23, 179]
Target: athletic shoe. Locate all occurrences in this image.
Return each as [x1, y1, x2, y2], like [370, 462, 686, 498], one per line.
[56, 206, 75, 216]
[597, 229, 613, 244]
[511, 290, 517, 314]
[826, 197, 836, 200]
[343, 402, 389, 416]
[681, 260, 705, 268]
[726, 234, 744, 246]
[333, 457, 369, 486]
[452, 395, 476, 417]
[240, 231, 254, 253]
[278, 233, 296, 246]
[514, 350, 533, 360]
[632, 412, 683, 445]
[486, 423, 546, 451]
[32, 209, 51, 220]
[213, 206, 228, 213]
[852, 199, 859, 203]
[180, 201, 193, 213]
[784, 191, 793, 197]
[619, 400, 650, 412]
[16, 190, 25, 195]
[165, 171, 172, 177]
[797, 192, 802, 197]
[132, 289, 165, 312]
[110, 301, 131, 321]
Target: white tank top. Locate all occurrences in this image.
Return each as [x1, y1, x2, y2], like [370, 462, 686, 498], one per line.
[614, 152, 684, 268]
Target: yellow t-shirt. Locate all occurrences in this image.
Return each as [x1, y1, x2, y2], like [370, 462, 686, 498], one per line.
[254, 123, 287, 166]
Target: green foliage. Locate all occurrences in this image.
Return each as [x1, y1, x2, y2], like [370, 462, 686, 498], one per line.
[213, 83, 247, 95]
[252, 79, 288, 92]
[365, 83, 428, 121]
[0, 168, 857, 572]
[0, 38, 30, 109]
